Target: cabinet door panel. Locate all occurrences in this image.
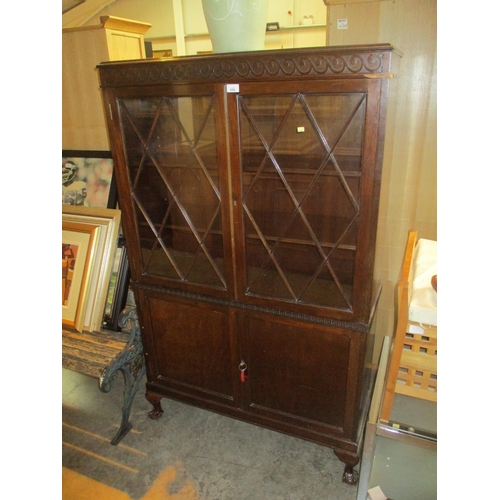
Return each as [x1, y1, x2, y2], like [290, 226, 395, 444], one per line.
[116, 91, 230, 292]
[230, 79, 382, 322]
[144, 294, 237, 405]
[242, 313, 351, 433]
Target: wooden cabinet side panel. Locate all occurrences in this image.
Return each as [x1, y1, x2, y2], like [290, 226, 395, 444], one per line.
[63, 27, 147, 151]
[105, 30, 147, 60]
[62, 29, 110, 150]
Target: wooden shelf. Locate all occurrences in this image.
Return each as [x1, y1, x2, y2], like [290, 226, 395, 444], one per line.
[279, 24, 326, 30]
[178, 23, 327, 40]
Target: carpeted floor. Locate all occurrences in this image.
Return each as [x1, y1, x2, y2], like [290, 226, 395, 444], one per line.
[62, 368, 359, 500]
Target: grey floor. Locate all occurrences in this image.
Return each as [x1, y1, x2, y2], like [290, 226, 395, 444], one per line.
[62, 368, 359, 500]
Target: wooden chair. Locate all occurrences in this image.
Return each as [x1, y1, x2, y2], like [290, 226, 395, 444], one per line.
[380, 230, 437, 423]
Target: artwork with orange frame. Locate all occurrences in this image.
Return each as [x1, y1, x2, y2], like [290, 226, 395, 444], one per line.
[62, 220, 100, 332]
[62, 205, 122, 333]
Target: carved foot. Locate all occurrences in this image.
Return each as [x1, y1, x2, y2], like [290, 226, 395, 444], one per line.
[148, 405, 164, 420]
[334, 449, 360, 486]
[146, 392, 164, 420]
[342, 465, 359, 485]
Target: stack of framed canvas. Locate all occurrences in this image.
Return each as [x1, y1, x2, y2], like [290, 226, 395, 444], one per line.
[62, 150, 130, 333]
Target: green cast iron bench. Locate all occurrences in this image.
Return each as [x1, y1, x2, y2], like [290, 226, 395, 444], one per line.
[62, 307, 145, 445]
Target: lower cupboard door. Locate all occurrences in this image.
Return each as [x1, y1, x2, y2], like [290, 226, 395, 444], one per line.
[241, 313, 353, 437]
[143, 294, 238, 408]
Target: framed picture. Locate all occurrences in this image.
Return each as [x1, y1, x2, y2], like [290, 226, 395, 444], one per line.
[63, 205, 121, 332]
[102, 236, 131, 332]
[62, 221, 101, 332]
[62, 150, 117, 209]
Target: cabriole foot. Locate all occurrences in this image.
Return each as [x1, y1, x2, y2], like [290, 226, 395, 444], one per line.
[334, 449, 360, 485]
[146, 393, 164, 420]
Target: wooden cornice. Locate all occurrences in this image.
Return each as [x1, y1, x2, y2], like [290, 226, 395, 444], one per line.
[63, 15, 152, 34]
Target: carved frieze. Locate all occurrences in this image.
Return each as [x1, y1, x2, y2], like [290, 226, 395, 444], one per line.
[132, 281, 372, 333]
[98, 45, 397, 87]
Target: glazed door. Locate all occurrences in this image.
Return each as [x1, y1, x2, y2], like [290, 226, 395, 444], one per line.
[228, 79, 383, 322]
[111, 85, 235, 298]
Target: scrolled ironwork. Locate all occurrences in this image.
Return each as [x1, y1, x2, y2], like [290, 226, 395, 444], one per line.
[98, 306, 146, 445]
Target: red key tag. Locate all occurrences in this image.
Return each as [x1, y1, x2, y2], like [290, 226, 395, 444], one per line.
[239, 361, 247, 383]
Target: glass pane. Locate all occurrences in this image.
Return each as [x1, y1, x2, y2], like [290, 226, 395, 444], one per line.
[240, 93, 366, 310]
[118, 95, 226, 289]
[369, 435, 437, 500]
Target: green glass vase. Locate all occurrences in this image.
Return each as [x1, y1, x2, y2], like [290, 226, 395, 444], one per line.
[202, 0, 269, 53]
